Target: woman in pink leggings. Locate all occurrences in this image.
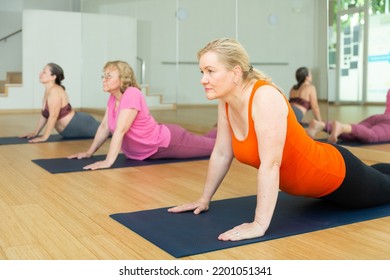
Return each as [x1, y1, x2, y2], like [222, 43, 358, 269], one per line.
[306, 89, 390, 143]
[68, 60, 216, 170]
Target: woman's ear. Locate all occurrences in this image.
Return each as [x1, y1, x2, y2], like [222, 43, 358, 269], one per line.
[232, 65, 242, 83]
[233, 65, 243, 76]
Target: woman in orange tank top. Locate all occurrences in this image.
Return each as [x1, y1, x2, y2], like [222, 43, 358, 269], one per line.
[169, 38, 390, 242]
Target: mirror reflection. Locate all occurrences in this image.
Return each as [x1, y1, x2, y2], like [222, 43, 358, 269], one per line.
[1, 0, 389, 145]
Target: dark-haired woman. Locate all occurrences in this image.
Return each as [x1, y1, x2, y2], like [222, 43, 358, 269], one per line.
[20, 63, 100, 143]
[289, 67, 322, 123]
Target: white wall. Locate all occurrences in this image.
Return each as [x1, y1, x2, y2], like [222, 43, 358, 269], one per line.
[1, 0, 328, 109]
[23, 0, 78, 12]
[80, 13, 137, 108]
[0, 9, 81, 110]
[0, 9, 137, 110]
[23, 10, 82, 109]
[0, 11, 22, 81]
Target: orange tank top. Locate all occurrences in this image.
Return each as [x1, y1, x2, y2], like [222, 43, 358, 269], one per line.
[226, 80, 345, 197]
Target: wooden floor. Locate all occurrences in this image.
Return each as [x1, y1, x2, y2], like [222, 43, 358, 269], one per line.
[0, 103, 390, 260]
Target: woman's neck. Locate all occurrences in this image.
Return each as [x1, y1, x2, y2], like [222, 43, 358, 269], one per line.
[110, 90, 122, 100]
[43, 82, 57, 94]
[226, 79, 255, 111]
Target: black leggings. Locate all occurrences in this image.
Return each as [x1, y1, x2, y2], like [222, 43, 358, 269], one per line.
[322, 144, 390, 208]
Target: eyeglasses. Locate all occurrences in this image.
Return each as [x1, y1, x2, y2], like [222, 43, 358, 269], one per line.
[101, 73, 119, 80]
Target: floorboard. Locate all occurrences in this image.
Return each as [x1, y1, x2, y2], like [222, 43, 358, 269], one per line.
[0, 103, 389, 260]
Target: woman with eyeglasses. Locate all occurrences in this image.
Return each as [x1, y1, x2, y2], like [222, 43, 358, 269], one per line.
[20, 63, 100, 143]
[68, 60, 216, 170]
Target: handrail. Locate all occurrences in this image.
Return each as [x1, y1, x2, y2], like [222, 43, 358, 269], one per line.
[0, 29, 22, 43]
[136, 56, 146, 84]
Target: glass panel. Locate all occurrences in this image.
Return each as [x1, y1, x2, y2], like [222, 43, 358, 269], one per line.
[366, 13, 390, 102]
[78, 0, 329, 116]
[338, 0, 366, 11]
[133, 0, 178, 106]
[337, 10, 365, 102]
[80, 0, 178, 108]
[176, 0, 236, 105]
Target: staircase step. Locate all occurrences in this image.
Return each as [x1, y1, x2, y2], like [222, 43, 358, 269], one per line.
[141, 83, 176, 110]
[7, 72, 22, 84]
[0, 80, 5, 93]
[1, 72, 23, 94]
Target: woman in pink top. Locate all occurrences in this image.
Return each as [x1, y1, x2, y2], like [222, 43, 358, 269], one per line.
[68, 60, 216, 170]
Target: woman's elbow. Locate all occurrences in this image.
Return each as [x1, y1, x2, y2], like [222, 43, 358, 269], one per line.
[261, 159, 282, 171]
[114, 126, 130, 137]
[211, 148, 233, 162]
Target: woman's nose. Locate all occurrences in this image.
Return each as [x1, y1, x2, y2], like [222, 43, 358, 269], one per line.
[200, 75, 208, 84]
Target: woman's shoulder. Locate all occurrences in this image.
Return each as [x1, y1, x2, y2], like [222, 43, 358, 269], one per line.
[301, 83, 316, 92]
[253, 83, 286, 105]
[123, 86, 142, 95]
[120, 87, 146, 106]
[47, 84, 66, 100]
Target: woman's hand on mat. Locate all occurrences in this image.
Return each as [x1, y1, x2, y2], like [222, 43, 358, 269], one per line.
[28, 136, 48, 143]
[19, 132, 37, 139]
[218, 221, 265, 242]
[168, 199, 209, 215]
[67, 152, 92, 160]
[83, 160, 112, 170]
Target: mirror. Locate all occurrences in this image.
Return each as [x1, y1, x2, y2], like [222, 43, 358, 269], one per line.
[78, 0, 329, 124]
[0, 0, 329, 127]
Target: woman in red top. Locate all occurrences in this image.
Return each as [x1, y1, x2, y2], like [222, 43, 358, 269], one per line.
[169, 38, 390, 242]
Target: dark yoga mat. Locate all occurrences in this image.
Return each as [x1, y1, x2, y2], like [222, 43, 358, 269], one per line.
[32, 154, 209, 174]
[316, 138, 390, 147]
[110, 192, 390, 258]
[0, 134, 93, 145]
[338, 140, 390, 147]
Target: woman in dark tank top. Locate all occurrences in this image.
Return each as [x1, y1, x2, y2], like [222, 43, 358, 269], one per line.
[289, 67, 322, 124]
[20, 63, 100, 142]
[41, 102, 72, 120]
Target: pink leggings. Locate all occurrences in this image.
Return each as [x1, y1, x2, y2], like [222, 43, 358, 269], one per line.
[150, 124, 216, 159]
[325, 114, 390, 143]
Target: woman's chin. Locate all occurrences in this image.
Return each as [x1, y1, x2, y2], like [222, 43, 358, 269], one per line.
[205, 93, 216, 100]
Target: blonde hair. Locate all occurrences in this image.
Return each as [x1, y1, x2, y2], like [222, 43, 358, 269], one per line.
[197, 38, 274, 85]
[103, 60, 140, 93]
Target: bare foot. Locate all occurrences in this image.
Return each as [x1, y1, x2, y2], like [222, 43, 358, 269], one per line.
[328, 121, 344, 143]
[306, 119, 325, 138]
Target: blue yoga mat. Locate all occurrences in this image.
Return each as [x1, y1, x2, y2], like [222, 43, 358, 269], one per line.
[110, 192, 390, 258]
[0, 134, 93, 145]
[32, 154, 209, 174]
